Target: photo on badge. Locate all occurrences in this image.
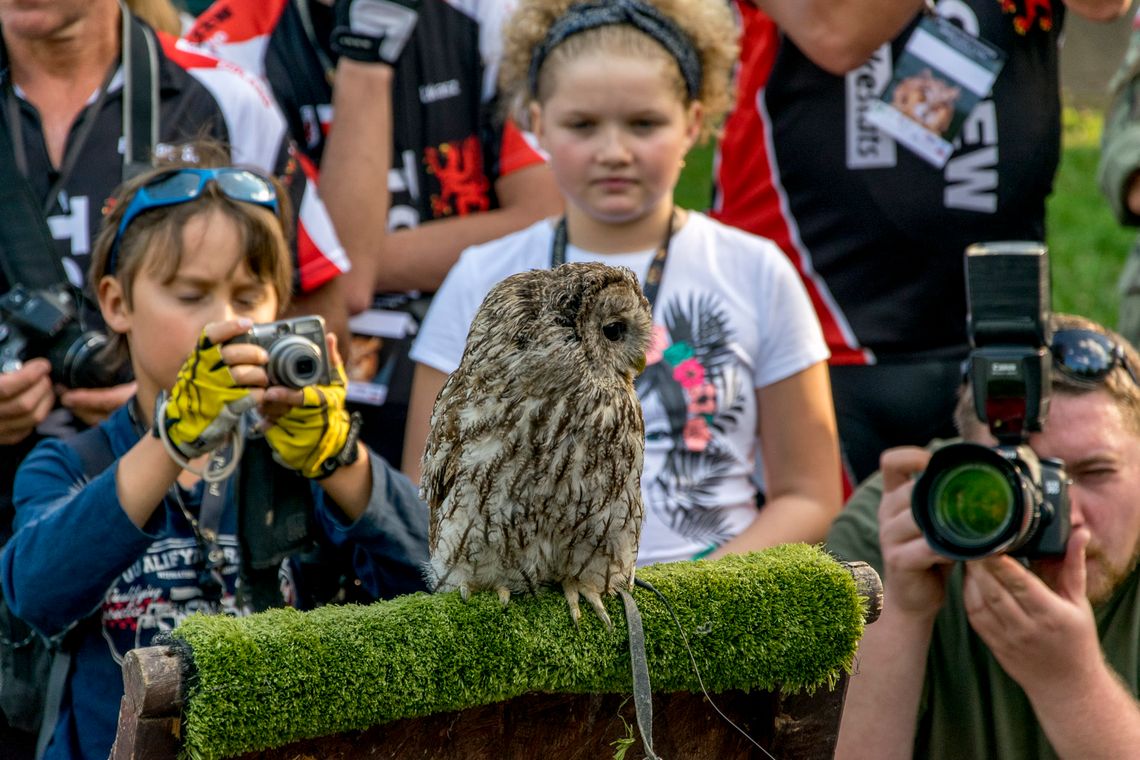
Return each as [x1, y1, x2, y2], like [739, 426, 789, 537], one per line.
[865, 15, 1006, 168]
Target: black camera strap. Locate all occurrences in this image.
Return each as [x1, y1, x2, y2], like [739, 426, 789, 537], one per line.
[0, 118, 69, 292]
[121, 5, 160, 182]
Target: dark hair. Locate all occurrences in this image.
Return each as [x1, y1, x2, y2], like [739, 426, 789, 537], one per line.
[88, 140, 294, 366]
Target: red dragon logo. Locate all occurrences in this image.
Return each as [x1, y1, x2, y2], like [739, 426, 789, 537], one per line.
[424, 135, 491, 217]
[1000, 0, 1053, 34]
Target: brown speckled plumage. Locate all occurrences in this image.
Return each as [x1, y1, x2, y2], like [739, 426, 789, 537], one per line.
[421, 262, 652, 627]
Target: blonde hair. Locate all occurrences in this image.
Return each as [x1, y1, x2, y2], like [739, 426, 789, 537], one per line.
[127, 0, 183, 36]
[955, 312, 1140, 438]
[89, 141, 294, 366]
[499, 0, 738, 144]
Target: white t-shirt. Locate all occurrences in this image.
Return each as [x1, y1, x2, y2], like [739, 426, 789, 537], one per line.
[411, 212, 829, 565]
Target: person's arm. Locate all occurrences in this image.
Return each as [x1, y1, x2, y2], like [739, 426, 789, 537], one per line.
[312, 448, 431, 597]
[1098, 11, 1140, 225]
[319, 58, 395, 315]
[1062, 0, 1130, 22]
[963, 528, 1140, 759]
[834, 446, 957, 760]
[756, 0, 926, 74]
[707, 362, 841, 557]
[401, 361, 448, 482]
[286, 276, 351, 351]
[366, 164, 562, 295]
[0, 434, 172, 636]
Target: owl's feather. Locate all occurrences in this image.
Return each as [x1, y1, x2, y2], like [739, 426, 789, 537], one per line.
[421, 262, 652, 626]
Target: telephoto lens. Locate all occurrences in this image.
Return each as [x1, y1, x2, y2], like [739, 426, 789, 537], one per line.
[911, 442, 1070, 560]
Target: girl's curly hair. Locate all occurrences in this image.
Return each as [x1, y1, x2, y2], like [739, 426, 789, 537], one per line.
[499, 0, 739, 144]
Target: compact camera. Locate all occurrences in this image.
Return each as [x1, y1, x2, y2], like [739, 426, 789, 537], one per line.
[0, 284, 124, 388]
[911, 242, 1071, 560]
[227, 315, 331, 389]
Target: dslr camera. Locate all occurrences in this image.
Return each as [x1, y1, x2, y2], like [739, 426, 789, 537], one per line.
[911, 242, 1070, 560]
[227, 315, 331, 389]
[0, 284, 124, 388]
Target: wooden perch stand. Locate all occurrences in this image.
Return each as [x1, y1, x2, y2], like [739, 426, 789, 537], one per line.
[111, 559, 882, 760]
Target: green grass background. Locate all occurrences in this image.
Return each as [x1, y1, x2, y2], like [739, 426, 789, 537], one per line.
[675, 107, 1136, 330]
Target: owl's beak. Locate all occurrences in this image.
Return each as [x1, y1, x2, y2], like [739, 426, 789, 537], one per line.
[635, 353, 647, 375]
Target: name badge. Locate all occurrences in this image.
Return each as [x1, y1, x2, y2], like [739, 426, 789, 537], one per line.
[864, 15, 1006, 168]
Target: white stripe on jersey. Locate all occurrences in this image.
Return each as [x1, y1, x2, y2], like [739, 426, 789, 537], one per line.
[176, 46, 286, 173]
[755, 84, 871, 363]
[301, 184, 350, 273]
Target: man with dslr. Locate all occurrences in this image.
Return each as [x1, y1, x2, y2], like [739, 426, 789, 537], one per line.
[829, 310, 1140, 758]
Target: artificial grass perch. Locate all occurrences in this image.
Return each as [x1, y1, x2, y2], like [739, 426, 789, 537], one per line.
[168, 543, 867, 759]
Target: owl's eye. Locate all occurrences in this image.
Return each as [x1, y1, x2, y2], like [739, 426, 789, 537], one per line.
[602, 321, 628, 342]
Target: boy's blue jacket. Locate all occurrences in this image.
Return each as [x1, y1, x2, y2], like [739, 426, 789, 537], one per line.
[0, 402, 430, 760]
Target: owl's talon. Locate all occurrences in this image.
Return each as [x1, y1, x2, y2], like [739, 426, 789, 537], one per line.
[497, 587, 511, 608]
[563, 585, 582, 627]
[583, 591, 612, 631]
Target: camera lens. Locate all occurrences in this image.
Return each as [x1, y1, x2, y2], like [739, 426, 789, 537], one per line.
[54, 330, 127, 388]
[928, 462, 1015, 550]
[911, 442, 1039, 560]
[267, 335, 324, 389]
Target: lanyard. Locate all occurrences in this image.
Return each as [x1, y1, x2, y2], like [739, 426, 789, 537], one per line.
[294, 0, 336, 85]
[549, 208, 676, 312]
[6, 65, 117, 217]
[129, 399, 230, 604]
[3, 5, 159, 214]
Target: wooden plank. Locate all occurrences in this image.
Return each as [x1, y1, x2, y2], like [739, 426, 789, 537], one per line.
[109, 647, 184, 760]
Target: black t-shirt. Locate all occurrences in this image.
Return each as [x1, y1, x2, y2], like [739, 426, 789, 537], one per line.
[713, 1, 1063, 360]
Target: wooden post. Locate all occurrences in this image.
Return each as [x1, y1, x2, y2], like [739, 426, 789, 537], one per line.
[109, 645, 184, 760]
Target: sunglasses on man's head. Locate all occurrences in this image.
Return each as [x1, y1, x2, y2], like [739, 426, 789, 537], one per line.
[1050, 328, 1140, 388]
[107, 167, 279, 274]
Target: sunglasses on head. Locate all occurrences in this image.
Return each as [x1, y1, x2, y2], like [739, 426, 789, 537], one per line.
[107, 167, 279, 274]
[1050, 328, 1140, 387]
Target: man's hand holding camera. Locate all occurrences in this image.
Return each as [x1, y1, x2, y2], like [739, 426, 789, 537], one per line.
[961, 525, 1101, 697]
[878, 447, 956, 621]
[0, 358, 54, 445]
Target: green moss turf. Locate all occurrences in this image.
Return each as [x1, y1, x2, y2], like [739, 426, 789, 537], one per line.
[171, 543, 866, 759]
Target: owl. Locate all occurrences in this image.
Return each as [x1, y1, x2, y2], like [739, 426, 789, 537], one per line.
[421, 262, 652, 628]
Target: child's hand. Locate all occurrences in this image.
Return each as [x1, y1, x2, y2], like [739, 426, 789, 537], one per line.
[261, 334, 361, 479]
[159, 320, 269, 458]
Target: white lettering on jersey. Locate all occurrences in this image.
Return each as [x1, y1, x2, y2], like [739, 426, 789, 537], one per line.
[48, 194, 91, 268]
[945, 145, 998, 212]
[419, 79, 461, 104]
[944, 98, 998, 212]
[388, 148, 422, 230]
[846, 44, 896, 169]
[933, 0, 997, 213]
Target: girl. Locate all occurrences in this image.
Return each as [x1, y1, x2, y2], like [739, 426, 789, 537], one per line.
[405, 0, 842, 565]
[0, 154, 428, 760]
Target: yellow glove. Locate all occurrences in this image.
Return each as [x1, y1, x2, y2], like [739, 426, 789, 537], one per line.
[263, 364, 362, 479]
[159, 329, 256, 459]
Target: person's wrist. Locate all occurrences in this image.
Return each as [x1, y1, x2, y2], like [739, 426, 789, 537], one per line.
[330, 0, 419, 65]
[314, 411, 364, 479]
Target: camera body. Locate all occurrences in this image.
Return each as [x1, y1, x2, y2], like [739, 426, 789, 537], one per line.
[0, 284, 123, 388]
[227, 315, 331, 389]
[911, 242, 1070, 560]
